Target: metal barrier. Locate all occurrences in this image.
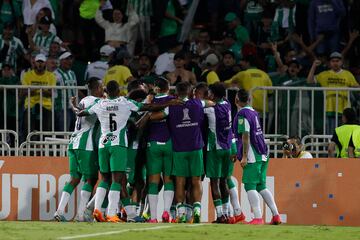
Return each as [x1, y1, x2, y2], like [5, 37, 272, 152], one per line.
[19, 131, 72, 156]
[265, 134, 289, 158]
[0, 141, 11, 156]
[249, 86, 360, 138]
[0, 85, 87, 144]
[302, 134, 332, 158]
[0, 130, 19, 155]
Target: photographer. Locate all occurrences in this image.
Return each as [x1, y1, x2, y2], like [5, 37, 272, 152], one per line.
[282, 136, 313, 159]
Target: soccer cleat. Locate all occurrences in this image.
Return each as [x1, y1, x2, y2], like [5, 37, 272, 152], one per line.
[106, 215, 121, 223]
[142, 211, 150, 221]
[270, 215, 282, 225]
[127, 216, 145, 223]
[193, 209, 201, 224]
[54, 212, 67, 222]
[74, 213, 84, 222]
[247, 218, 264, 225]
[232, 212, 246, 224]
[120, 207, 127, 222]
[176, 214, 187, 223]
[212, 215, 228, 224]
[162, 211, 170, 223]
[148, 219, 158, 223]
[227, 216, 235, 224]
[83, 207, 94, 222]
[171, 218, 177, 223]
[93, 209, 106, 222]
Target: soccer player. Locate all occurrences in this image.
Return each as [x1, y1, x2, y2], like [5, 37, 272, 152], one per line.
[233, 89, 281, 225]
[73, 80, 181, 223]
[54, 77, 104, 222]
[146, 77, 175, 223]
[204, 83, 245, 224]
[151, 82, 214, 223]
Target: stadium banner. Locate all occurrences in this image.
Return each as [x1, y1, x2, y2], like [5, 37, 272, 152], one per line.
[0, 157, 359, 226]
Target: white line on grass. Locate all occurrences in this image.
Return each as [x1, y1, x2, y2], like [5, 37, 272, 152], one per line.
[58, 224, 205, 240]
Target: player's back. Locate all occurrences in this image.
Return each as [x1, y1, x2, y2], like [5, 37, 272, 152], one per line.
[148, 94, 175, 143]
[234, 106, 267, 156]
[89, 96, 140, 148]
[205, 100, 232, 150]
[69, 96, 100, 150]
[168, 98, 204, 152]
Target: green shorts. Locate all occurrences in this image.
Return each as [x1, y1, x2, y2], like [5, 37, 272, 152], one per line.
[98, 145, 127, 173]
[127, 148, 147, 184]
[206, 149, 233, 178]
[242, 160, 269, 184]
[68, 149, 98, 179]
[173, 149, 203, 177]
[146, 140, 173, 176]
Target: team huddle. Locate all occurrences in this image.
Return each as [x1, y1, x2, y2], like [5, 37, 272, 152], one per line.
[54, 77, 281, 225]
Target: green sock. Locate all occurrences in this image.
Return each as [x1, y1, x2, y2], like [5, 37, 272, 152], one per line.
[63, 183, 75, 194]
[148, 182, 158, 195]
[110, 182, 121, 191]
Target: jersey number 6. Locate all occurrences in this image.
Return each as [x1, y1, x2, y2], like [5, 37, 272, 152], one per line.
[109, 113, 117, 132]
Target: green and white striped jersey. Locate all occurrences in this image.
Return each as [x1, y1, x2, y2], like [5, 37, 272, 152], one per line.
[86, 97, 143, 148]
[55, 67, 77, 109]
[69, 96, 100, 151]
[127, 0, 153, 16]
[33, 32, 62, 55]
[0, 35, 26, 70]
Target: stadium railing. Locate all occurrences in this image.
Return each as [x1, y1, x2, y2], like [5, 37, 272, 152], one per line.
[0, 130, 19, 155]
[302, 134, 332, 158]
[249, 86, 360, 138]
[19, 131, 72, 156]
[0, 85, 87, 142]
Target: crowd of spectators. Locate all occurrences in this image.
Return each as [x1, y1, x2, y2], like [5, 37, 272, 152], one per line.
[1, 0, 360, 148]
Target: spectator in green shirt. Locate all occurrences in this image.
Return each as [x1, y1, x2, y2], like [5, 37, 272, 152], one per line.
[0, 63, 19, 146]
[224, 12, 249, 50]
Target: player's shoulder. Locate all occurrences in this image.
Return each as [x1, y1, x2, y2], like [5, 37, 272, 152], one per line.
[81, 96, 100, 106]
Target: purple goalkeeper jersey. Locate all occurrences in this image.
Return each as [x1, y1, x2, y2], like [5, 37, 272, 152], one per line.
[233, 106, 268, 160]
[168, 98, 204, 152]
[148, 94, 175, 142]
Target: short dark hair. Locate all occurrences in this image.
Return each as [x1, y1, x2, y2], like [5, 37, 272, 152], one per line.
[288, 136, 302, 146]
[343, 108, 358, 124]
[127, 79, 144, 92]
[128, 89, 147, 101]
[194, 82, 208, 96]
[176, 81, 191, 96]
[236, 88, 249, 103]
[106, 80, 120, 96]
[209, 82, 226, 99]
[154, 77, 169, 91]
[87, 77, 101, 91]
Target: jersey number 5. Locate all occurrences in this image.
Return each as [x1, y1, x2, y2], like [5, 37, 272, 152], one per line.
[109, 113, 117, 132]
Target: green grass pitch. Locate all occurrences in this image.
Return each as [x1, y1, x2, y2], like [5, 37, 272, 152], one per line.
[1, 222, 360, 240]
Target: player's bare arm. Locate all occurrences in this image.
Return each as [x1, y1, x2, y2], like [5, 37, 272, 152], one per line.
[140, 98, 183, 112]
[241, 132, 250, 168]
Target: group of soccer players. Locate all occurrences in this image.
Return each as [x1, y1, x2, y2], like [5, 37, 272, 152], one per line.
[54, 76, 282, 225]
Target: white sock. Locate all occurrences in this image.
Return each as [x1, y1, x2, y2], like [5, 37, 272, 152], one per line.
[125, 205, 137, 218]
[216, 205, 223, 218]
[148, 194, 158, 220]
[260, 189, 279, 216]
[94, 187, 107, 211]
[107, 190, 120, 217]
[163, 190, 174, 212]
[176, 203, 186, 217]
[57, 191, 70, 215]
[77, 190, 91, 219]
[229, 187, 242, 215]
[86, 194, 96, 209]
[222, 202, 229, 216]
[247, 190, 262, 219]
[185, 205, 193, 221]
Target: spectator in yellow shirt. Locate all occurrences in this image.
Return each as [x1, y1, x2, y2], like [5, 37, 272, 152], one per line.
[228, 54, 272, 115]
[104, 49, 134, 95]
[22, 53, 57, 134]
[200, 53, 220, 85]
[307, 52, 359, 134]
